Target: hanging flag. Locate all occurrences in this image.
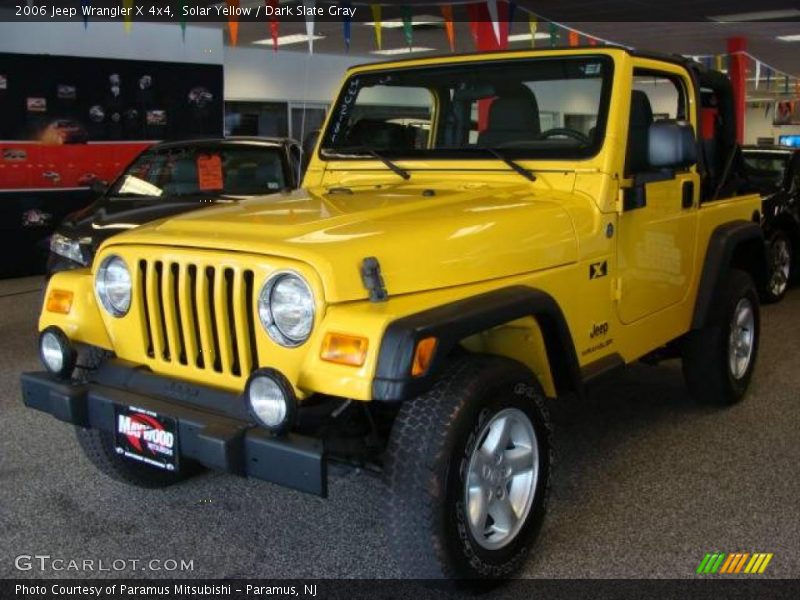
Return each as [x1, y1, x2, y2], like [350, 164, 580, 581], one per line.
[486, 0, 501, 45]
[401, 6, 413, 47]
[178, 0, 186, 40]
[123, 0, 133, 32]
[441, 5, 455, 52]
[267, 0, 279, 52]
[766, 66, 772, 89]
[528, 16, 537, 48]
[81, 0, 90, 28]
[371, 4, 382, 50]
[754, 59, 761, 89]
[467, 4, 480, 47]
[341, 1, 351, 52]
[508, 1, 517, 28]
[715, 54, 723, 71]
[588, 36, 598, 46]
[785, 75, 790, 93]
[568, 30, 579, 47]
[226, 0, 239, 46]
[304, 0, 316, 53]
[548, 22, 558, 48]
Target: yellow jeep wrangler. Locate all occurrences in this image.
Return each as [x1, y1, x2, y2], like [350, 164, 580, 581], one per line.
[23, 48, 766, 579]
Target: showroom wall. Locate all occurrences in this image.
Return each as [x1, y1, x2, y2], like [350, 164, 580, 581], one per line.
[224, 46, 369, 104]
[0, 21, 224, 64]
[744, 104, 800, 144]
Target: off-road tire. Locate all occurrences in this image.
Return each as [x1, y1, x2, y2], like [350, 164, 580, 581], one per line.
[682, 269, 760, 405]
[76, 428, 198, 488]
[73, 344, 113, 383]
[384, 355, 552, 580]
[762, 230, 793, 303]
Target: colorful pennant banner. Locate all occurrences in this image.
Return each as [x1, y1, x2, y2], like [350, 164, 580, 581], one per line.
[341, 1, 351, 51]
[123, 0, 133, 32]
[267, 0, 279, 52]
[370, 4, 381, 50]
[441, 5, 455, 52]
[402, 5, 413, 47]
[226, 0, 239, 46]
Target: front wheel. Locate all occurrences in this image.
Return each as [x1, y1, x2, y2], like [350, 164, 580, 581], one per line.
[682, 269, 760, 405]
[76, 428, 199, 488]
[384, 356, 552, 580]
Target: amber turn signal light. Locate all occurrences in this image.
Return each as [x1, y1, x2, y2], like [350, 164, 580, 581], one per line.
[411, 337, 438, 377]
[320, 333, 368, 367]
[46, 289, 74, 315]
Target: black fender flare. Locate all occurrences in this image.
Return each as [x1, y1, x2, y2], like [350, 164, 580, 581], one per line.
[371, 286, 582, 402]
[692, 220, 765, 330]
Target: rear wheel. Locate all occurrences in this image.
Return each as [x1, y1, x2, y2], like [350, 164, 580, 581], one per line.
[763, 231, 793, 303]
[682, 269, 760, 405]
[384, 356, 552, 580]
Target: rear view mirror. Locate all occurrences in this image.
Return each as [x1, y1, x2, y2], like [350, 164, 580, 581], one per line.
[648, 121, 697, 169]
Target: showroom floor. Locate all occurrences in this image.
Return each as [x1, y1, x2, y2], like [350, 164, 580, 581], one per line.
[0, 275, 798, 580]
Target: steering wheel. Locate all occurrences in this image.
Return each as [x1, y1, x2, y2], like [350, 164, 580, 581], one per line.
[538, 128, 590, 143]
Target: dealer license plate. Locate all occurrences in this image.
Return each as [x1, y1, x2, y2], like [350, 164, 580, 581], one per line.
[114, 405, 179, 472]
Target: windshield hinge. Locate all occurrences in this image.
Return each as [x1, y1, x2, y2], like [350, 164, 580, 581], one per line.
[613, 277, 623, 302]
[361, 257, 388, 303]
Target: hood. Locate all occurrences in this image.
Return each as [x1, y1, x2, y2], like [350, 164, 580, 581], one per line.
[58, 196, 232, 244]
[104, 184, 580, 303]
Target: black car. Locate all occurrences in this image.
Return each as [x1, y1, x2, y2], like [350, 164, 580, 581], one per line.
[741, 146, 800, 302]
[47, 137, 302, 275]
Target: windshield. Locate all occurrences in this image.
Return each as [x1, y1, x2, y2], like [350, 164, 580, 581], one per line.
[321, 55, 612, 161]
[742, 152, 789, 186]
[110, 145, 287, 198]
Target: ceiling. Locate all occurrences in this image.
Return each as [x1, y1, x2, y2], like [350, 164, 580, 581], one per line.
[213, 0, 800, 98]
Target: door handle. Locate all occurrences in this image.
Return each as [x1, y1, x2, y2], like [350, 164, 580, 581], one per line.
[682, 181, 694, 209]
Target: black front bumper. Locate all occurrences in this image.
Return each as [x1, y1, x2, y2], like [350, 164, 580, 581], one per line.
[21, 365, 327, 496]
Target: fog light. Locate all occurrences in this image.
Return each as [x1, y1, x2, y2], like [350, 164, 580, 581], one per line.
[245, 369, 296, 433]
[39, 327, 76, 379]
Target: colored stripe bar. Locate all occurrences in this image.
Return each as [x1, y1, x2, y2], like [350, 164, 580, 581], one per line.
[758, 554, 774, 573]
[735, 553, 750, 573]
[710, 553, 727, 573]
[697, 553, 712, 574]
[719, 553, 736, 574]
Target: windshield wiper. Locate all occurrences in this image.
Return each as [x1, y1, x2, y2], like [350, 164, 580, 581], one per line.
[323, 146, 411, 180]
[481, 148, 537, 182]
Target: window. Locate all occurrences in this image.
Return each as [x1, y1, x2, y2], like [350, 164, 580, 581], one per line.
[224, 102, 288, 137]
[632, 72, 688, 121]
[321, 56, 613, 160]
[627, 69, 690, 175]
[111, 145, 287, 198]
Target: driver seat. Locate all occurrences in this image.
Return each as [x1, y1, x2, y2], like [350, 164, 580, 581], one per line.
[478, 90, 540, 147]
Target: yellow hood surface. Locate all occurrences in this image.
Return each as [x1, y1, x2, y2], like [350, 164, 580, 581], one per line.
[102, 183, 579, 303]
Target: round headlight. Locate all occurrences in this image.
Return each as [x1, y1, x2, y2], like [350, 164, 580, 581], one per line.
[39, 327, 76, 378]
[245, 369, 296, 433]
[96, 255, 131, 317]
[258, 271, 315, 347]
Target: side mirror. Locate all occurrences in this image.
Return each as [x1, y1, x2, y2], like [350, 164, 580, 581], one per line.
[648, 121, 697, 169]
[90, 179, 108, 195]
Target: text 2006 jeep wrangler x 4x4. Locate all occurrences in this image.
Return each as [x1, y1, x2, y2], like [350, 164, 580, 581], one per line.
[23, 48, 767, 579]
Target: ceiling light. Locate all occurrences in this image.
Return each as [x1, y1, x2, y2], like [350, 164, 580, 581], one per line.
[508, 32, 552, 42]
[253, 34, 325, 47]
[363, 15, 443, 28]
[370, 46, 435, 55]
[710, 9, 800, 21]
[776, 34, 800, 42]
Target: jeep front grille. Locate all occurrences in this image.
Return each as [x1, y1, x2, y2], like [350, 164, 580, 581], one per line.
[137, 260, 259, 378]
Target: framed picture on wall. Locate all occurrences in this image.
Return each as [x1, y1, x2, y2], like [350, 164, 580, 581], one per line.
[774, 101, 800, 126]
